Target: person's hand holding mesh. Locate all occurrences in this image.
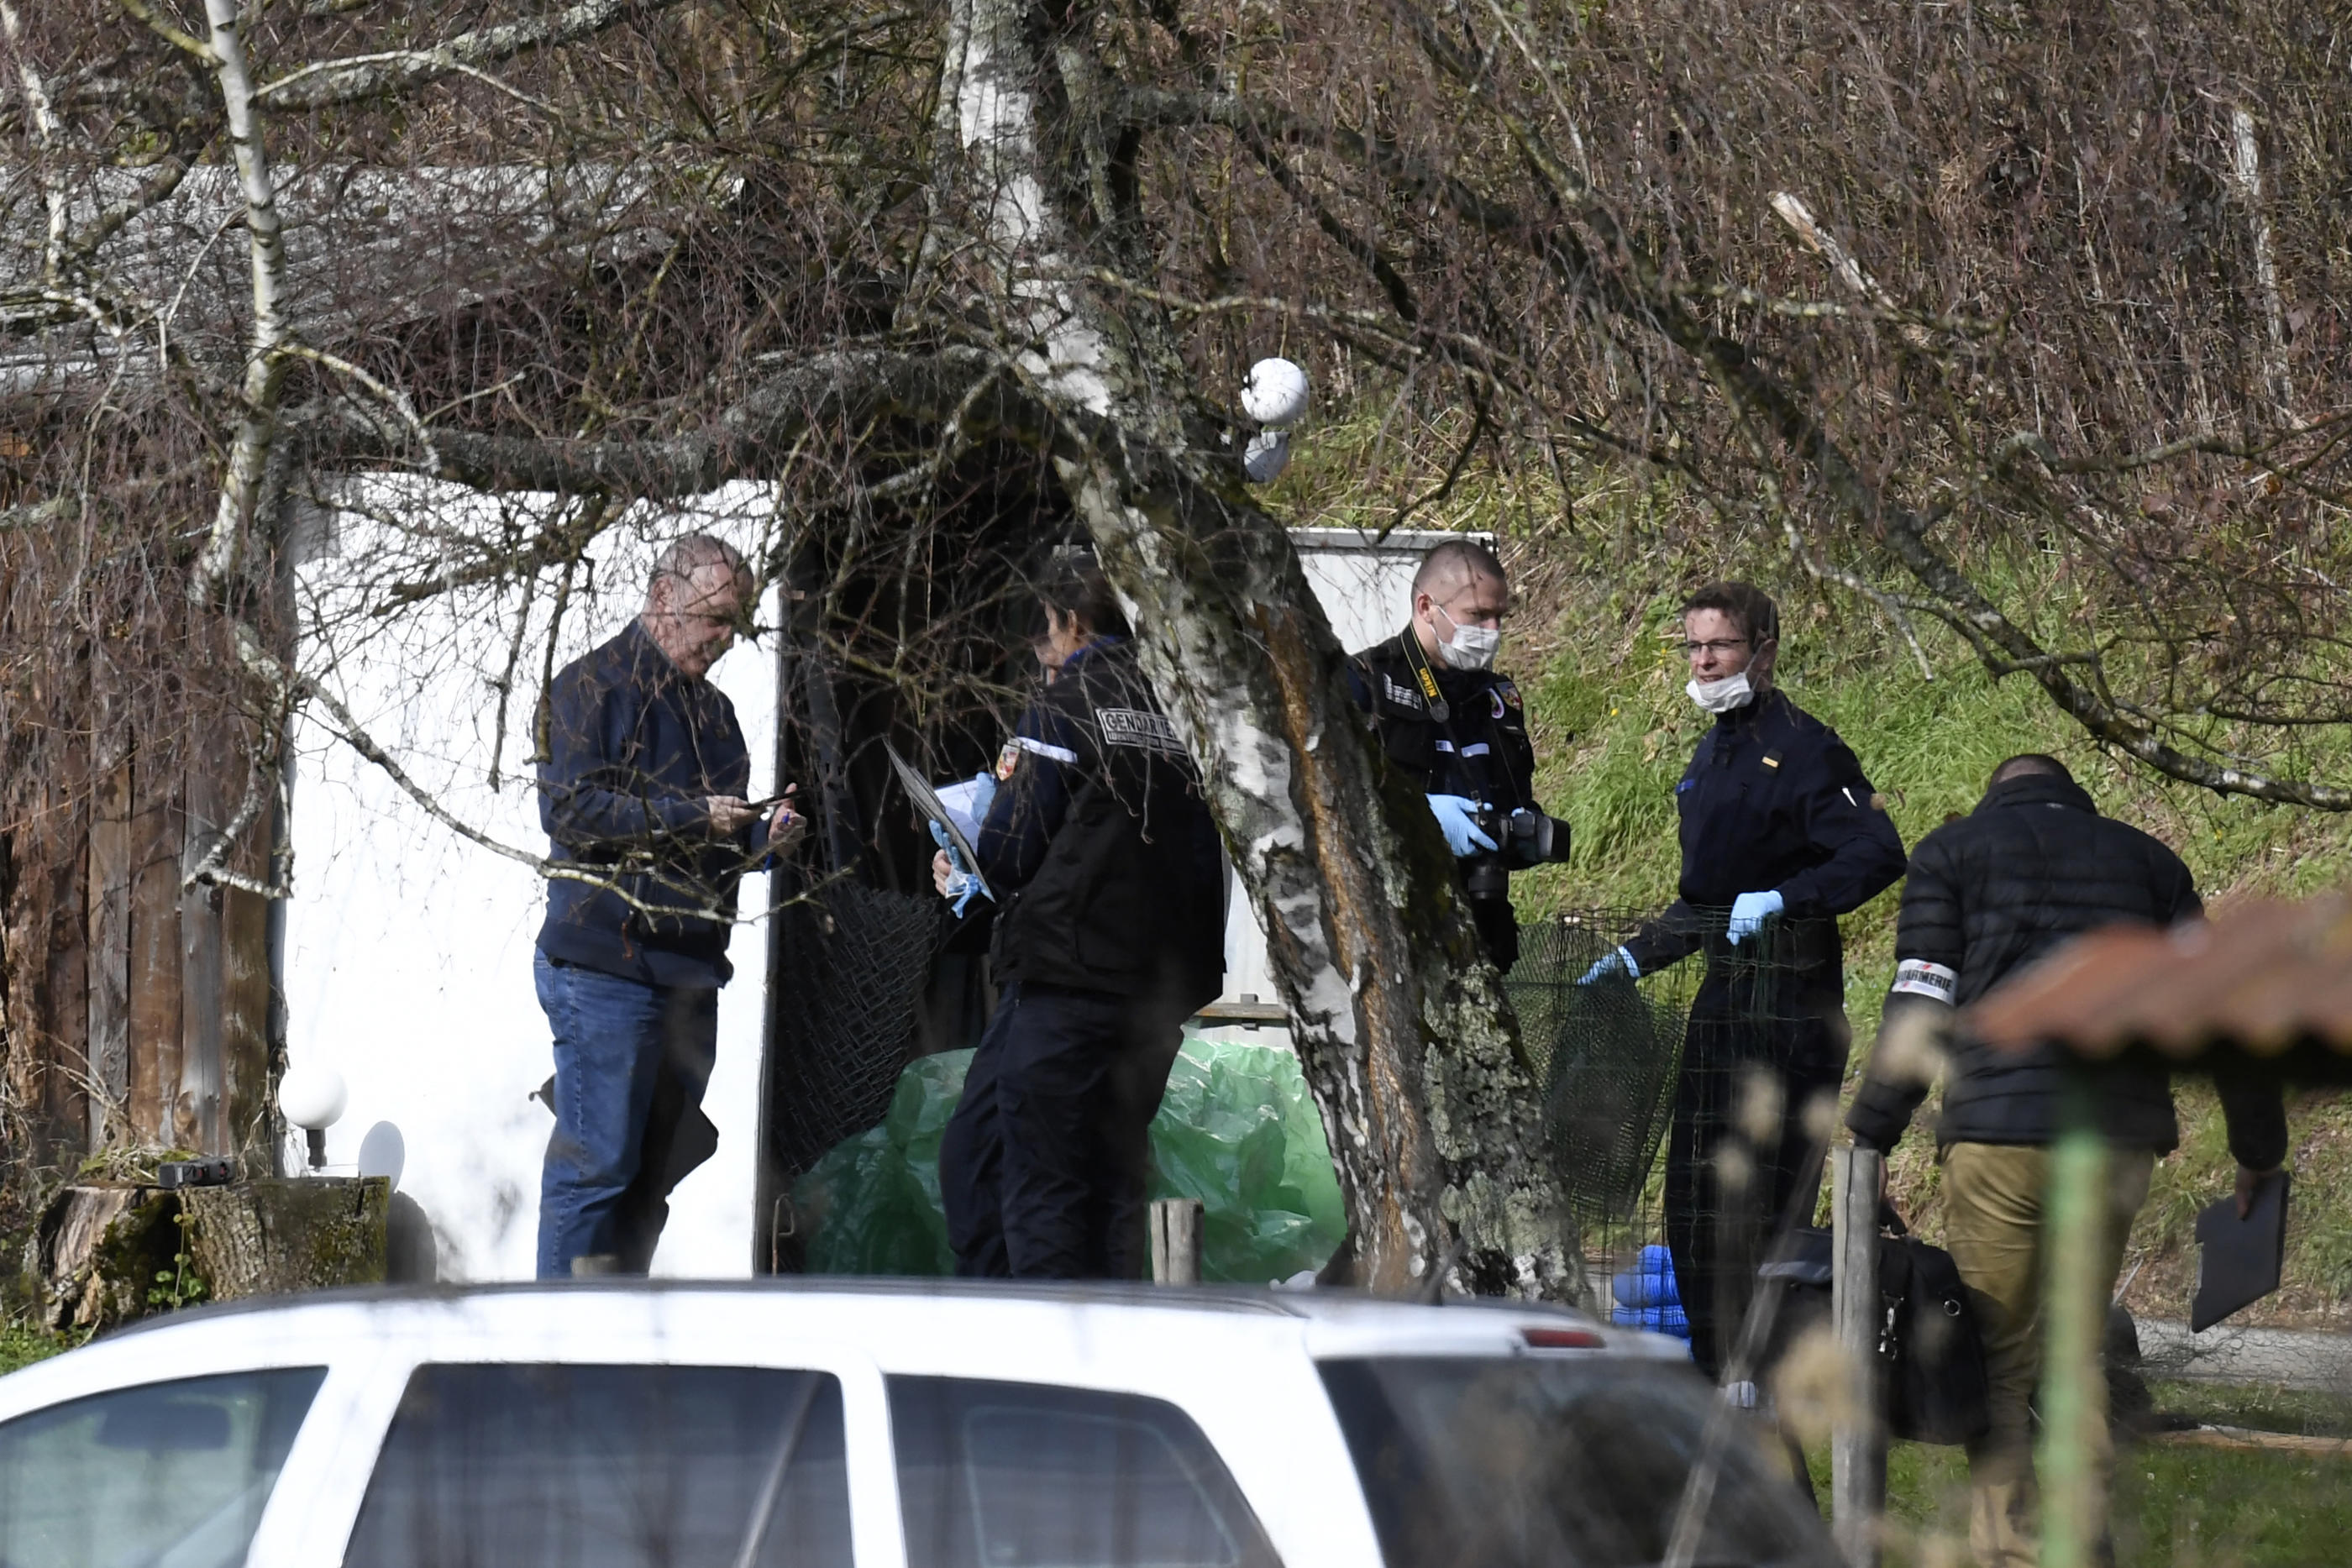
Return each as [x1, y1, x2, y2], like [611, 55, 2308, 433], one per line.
[1578, 947, 1639, 984]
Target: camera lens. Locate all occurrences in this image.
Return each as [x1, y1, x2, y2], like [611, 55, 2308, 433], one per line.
[1515, 810, 1550, 860]
[1463, 858, 1510, 899]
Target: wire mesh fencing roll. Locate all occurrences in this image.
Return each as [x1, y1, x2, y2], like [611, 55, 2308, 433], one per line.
[762, 878, 942, 1188]
[1506, 910, 1693, 1229]
[1510, 905, 1840, 1370]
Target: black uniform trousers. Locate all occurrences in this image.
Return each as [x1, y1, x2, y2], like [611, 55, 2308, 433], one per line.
[940, 980, 1186, 1279]
[1664, 962, 1848, 1382]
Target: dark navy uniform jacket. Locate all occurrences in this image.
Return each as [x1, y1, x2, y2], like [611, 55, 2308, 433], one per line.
[1343, 632, 1537, 810]
[1625, 689, 1904, 987]
[975, 637, 1225, 1015]
[1344, 630, 1539, 967]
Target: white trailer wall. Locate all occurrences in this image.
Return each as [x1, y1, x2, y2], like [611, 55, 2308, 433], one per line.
[282, 482, 780, 1281]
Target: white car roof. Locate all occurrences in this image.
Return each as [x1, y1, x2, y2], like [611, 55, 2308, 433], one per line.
[0, 1278, 1685, 1413]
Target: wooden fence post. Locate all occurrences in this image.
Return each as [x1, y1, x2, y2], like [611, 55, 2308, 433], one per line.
[1831, 1144, 1886, 1568]
[1149, 1198, 1202, 1284]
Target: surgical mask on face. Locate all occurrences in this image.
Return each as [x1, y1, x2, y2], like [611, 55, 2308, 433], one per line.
[1434, 606, 1502, 670]
[1686, 670, 1754, 715]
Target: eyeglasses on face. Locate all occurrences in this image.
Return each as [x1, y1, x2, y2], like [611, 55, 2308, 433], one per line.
[1680, 637, 1749, 658]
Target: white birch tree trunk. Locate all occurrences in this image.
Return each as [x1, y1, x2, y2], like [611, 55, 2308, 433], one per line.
[2227, 106, 2292, 419]
[193, 0, 291, 604]
[940, 0, 1582, 1298]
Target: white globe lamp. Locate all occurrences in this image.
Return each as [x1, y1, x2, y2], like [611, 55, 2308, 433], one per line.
[280, 1064, 348, 1171]
[1241, 357, 1310, 429]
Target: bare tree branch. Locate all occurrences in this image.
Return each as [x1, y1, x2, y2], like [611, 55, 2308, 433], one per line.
[254, 0, 688, 111]
[2, 2, 69, 281]
[307, 347, 1032, 499]
[114, 0, 217, 64]
[1384, 0, 2352, 810]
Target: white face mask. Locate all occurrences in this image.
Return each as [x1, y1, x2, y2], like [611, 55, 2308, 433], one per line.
[1433, 606, 1502, 670]
[1687, 670, 1755, 715]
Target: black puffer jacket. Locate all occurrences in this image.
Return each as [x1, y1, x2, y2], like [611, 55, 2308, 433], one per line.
[1846, 772, 2286, 1166]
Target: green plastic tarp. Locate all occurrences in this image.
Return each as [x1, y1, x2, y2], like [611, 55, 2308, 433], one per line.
[790, 1036, 1345, 1282]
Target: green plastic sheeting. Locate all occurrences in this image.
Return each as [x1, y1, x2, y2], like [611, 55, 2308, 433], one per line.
[791, 1036, 1346, 1283]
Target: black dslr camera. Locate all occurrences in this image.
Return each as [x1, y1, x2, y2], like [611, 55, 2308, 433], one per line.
[1462, 805, 1572, 900]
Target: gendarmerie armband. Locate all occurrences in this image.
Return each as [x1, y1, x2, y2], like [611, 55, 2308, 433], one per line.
[1890, 957, 1958, 1005]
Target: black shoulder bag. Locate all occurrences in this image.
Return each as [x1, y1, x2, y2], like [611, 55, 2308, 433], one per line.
[1758, 1208, 1991, 1445]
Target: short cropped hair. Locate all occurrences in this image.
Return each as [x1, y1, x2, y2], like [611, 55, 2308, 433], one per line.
[1413, 538, 1507, 599]
[1037, 549, 1131, 638]
[1988, 753, 2072, 789]
[1682, 581, 1780, 646]
[649, 533, 751, 596]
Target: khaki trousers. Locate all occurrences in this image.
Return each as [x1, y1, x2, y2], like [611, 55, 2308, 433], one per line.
[1939, 1141, 2155, 1568]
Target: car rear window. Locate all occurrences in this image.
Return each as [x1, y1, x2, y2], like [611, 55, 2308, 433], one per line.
[0, 1365, 326, 1568]
[889, 1376, 1281, 1568]
[344, 1363, 851, 1568]
[1317, 1357, 1835, 1568]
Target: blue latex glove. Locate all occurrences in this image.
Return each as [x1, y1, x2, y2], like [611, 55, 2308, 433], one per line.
[928, 820, 990, 917]
[1577, 947, 1641, 984]
[1726, 889, 1784, 945]
[1426, 794, 1498, 857]
[962, 769, 998, 819]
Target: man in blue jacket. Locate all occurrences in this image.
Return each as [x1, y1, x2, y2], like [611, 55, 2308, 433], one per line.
[1589, 581, 1907, 1380]
[534, 535, 802, 1278]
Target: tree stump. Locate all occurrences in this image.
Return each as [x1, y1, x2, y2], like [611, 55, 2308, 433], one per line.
[181, 1179, 391, 1300]
[29, 1177, 391, 1329]
[29, 1185, 177, 1329]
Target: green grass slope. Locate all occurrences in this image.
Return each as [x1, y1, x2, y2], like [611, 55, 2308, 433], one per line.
[1803, 1420, 2352, 1566]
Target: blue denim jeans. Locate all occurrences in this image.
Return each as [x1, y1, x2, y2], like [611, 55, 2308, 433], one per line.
[534, 952, 718, 1279]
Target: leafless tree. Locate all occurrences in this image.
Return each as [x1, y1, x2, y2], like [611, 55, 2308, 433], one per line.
[3, 0, 2346, 1290]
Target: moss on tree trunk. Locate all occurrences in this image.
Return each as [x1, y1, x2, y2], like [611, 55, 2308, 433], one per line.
[27, 1177, 390, 1329]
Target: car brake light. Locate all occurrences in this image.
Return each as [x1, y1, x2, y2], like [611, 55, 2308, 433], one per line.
[1521, 1326, 1604, 1350]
